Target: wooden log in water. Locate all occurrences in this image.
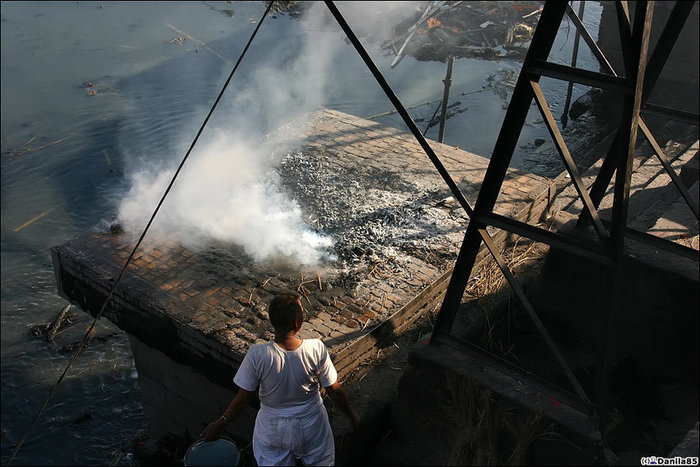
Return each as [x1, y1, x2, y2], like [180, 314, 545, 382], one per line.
[13, 206, 58, 232]
[46, 304, 71, 343]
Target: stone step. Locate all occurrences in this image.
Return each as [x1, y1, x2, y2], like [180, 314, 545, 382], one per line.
[547, 134, 657, 216]
[548, 140, 699, 243]
[598, 140, 698, 230]
[680, 149, 699, 188]
[646, 179, 699, 249]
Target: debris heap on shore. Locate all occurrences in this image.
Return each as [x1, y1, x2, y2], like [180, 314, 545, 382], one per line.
[383, 1, 544, 65]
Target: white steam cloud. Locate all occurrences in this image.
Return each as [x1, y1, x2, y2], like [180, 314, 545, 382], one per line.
[117, 134, 333, 265]
[116, 2, 421, 267]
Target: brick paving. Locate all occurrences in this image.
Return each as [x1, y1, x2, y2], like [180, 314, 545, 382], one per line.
[52, 109, 553, 382]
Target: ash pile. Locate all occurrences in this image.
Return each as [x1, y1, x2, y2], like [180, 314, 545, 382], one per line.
[277, 149, 468, 289]
[264, 109, 476, 290]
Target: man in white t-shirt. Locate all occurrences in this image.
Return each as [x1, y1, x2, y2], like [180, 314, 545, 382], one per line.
[202, 293, 360, 466]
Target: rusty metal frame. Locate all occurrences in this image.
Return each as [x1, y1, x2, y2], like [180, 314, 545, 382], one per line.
[432, 2, 570, 335]
[431, 2, 602, 409]
[561, 0, 586, 129]
[583, 0, 698, 227]
[597, 0, 655, 409]
[529, 78, 611, 246]
[437, 0, 697, 411]
[326, 0, 697, 430]
[565, 2, 616, 76]
[610, 1, 653, 252]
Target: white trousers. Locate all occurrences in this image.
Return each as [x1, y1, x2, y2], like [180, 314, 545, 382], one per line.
[253, 404, 335, 466]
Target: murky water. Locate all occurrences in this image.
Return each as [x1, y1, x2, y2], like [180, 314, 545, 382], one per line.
[1, 1, 601, 464]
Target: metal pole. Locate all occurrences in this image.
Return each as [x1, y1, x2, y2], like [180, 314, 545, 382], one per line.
[597, 0, 654, 413]
[561, 1, 585, 128]
[610, 1, 653, 251]
[438, 55, 455, 143]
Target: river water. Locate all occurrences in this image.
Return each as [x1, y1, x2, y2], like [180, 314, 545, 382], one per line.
[0, 1, 602, 465]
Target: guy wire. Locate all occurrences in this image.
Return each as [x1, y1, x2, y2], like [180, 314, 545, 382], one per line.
[6, 2, 275, 464]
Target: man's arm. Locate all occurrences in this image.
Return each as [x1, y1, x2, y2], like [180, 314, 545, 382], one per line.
[201, 388, 255, 441]
[324, 382, 360, 430]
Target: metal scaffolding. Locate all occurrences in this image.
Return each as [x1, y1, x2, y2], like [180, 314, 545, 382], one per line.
[327, 0, 698, 441]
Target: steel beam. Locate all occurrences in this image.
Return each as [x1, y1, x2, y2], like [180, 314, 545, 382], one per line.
[585, 0, 695, 223]
[608, 220, 700, 261]
[530, 80, 611, 246]
[610, 1, 654, 252]
[599, 0, 654, 410]
[639, 119, 699, 219]
[476, 211, 613, 266]
[528, 60, 631, 94]
[616, 1, 634, 76]
[478, 227, 591, 405]
[565, 2, 616, 75]
[642, 103, 700, 123]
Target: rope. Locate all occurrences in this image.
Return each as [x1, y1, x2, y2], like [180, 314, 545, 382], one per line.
[6, 3, 274, 464]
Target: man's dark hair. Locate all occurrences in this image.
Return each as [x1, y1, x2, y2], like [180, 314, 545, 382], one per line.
[268, 294, 303, 332]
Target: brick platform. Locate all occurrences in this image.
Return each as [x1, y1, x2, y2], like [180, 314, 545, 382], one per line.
[51, 108, 554, 442]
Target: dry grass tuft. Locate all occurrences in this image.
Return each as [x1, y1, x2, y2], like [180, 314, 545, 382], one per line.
[444, 370, 554, 466]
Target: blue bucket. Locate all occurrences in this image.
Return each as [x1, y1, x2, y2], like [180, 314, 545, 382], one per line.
[184, 437, 240, 466]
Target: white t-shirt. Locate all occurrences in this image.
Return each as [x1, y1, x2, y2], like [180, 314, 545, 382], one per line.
[234, 339, 338, 418]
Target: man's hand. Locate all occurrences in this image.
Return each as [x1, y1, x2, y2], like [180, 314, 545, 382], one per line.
[325, 382, 361, 431]
[200, 388, 254, 442]
[201, 417, 226, 442]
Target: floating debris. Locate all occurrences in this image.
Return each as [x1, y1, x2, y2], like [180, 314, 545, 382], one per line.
[167, 23, 230, 62]
[30, 323, 51, 337]
[14, 206, 59, 232]
[202, 1, 234, 18]
[46, 304, 72, 343]
[267, 0, 307, 18]
[3, 136, 69, 158]
[61, 332, 119, 352]
[30, 306, 76, 338]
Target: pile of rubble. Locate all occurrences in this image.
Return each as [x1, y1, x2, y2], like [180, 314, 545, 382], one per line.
[383, 1, 544, 65]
